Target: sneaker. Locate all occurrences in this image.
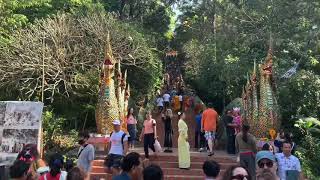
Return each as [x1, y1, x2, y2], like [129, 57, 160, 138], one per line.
[208, 152, 214, 156]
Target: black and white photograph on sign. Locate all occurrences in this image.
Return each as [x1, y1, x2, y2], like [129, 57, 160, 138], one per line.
[0, 102, 6, 126]
[1, 129, 39, 153]
[3, 102, 43, 128]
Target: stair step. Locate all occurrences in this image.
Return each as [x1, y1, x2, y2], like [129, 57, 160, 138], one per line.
[89, 173, 204, 180]
[95, 154, 236, 163]
[164, 175, 203, 180]
[92, 159, 236, 169]
[90, 170, 226, 180]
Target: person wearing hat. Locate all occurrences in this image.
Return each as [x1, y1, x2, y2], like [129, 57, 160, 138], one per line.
[256, 151, 279, 180]
[106, 119, 129, 176]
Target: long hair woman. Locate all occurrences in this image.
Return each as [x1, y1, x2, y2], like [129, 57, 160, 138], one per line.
[39, 153, 67, 180]
[162, 109, 173, 152]
[17, 144, 48, 179]
[235, 125, 257, 180]
[177, 112, 190, 169]
[139, 111, 157, 159]
[126, 107, 137, 149]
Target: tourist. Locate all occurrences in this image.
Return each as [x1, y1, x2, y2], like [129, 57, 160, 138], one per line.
[256, 151, 279, 179]
[235, 125, 257, 179]
[162, 109, 173, 153]
[173, 95, 180, 112]
[232, 107, 241, 134]
[284, 132, 296, 155]
[126, 107, 138, 149]
[178, 94, 183, 111]
[106, 119, 129, 175]
[112, 152, 142, 180]
[156, 95, 164, 113]
[39, 153, 67, 180]
[274, 129, 285, 153]
[164, 73, 170, 91]
[17, 144, 48, 177]
[256, 169, 278, 180]
[143, 164, 163, 180]
[163, 92, 171, 110]
[77, 131, 95, 174]
[202, 160, 220, 180]
[201, 104, 218, 156]
[222, 165, 251, 180]
[276, 141, 302, 180]
[10, 160, 31, 180]
[66, 167, 88, 180]
[170, 86, 177, 98]
[223, 109, 237, 154]
[139, 111, 157, 159]
[195, 110, 204, 151]
[178, 112, 190, 169]
[262, 143, 275, 154]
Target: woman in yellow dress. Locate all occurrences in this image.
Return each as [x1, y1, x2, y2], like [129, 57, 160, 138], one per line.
[178, 112, 190, 169]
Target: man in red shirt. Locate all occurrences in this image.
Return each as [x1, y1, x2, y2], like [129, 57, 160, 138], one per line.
[201, 104, 218, 156]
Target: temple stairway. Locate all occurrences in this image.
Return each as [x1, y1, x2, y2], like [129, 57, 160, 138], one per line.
[89, 93, 238, 180]
[89, 56, 239, 179]
[90, 148, 237, 180]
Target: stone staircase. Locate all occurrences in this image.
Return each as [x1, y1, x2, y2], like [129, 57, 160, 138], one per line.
[90, 149, 237, 180]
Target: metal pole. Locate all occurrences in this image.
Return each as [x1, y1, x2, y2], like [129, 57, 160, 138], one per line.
[42, 37, 45, 103]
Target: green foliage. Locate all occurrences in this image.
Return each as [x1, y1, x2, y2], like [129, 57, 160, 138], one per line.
[174, 0, 320, 113]
[0, 11, 162, 130]
[42, 111, 78, 153]
[279, 70, 320, 127]
[294, 118, 320, 179]
[0, 0, 104, 45]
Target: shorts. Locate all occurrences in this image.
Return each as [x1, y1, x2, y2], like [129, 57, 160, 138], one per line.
[105, 154, 123, 168]
[204, 131, 216, 141]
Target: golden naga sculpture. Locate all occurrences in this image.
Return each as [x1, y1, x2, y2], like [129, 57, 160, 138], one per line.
[96, 34, 130, 134]
[242, 42, 280, 138]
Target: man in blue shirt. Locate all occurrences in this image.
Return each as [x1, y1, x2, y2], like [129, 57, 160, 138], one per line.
[195, 111, 206, 151]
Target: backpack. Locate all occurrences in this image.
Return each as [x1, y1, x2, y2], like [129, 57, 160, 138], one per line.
[110, 131, 127, 150]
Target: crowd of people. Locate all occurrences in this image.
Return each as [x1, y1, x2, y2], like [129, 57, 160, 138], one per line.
[7, 99, 304, 180]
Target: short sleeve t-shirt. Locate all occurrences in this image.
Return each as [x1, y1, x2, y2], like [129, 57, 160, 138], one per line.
[77, 144, 95, 173]
[144, 119, 156, 134]
[163, 94, 171, 102]
[195, 114, 202, 131]
[112, 172, 131, 180]
[202, 108, 218, 131]
[109, 130, 128, 155]
[39, 171, 67, 180]
[156, 98, 164, 106]
[276, 153, 301, 180]
[126, 115, 137, 125]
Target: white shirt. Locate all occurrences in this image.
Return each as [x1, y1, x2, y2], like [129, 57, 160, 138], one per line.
[156, 97, 164, 106]
[276, 153, 301, 180]
[179, 95, 183, 101]
[77, 144, 95, 173]
[109, 130, 128, 155]
[163, 94, 170, 102]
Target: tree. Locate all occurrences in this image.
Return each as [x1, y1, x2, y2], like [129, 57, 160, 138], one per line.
[0, 11, 162, 128]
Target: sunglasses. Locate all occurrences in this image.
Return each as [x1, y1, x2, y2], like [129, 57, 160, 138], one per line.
[258, 161, 273, 168]
[232, 174, 249, 180]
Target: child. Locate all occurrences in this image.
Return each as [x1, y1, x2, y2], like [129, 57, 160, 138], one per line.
[232, 107, 241, 134]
